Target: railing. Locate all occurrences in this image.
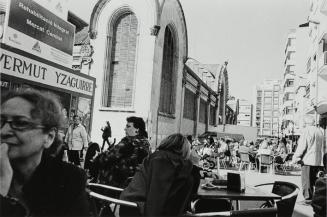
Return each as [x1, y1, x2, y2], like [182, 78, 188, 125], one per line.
[318, 51, 327, 71]
[307, 57, 311, 73]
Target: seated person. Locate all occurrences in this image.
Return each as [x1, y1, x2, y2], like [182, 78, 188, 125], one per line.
[256, 140, 273, 170]
[93, 116, 151, 188]
[274, 142, 288, 165]
[238, 140, 256, 163]
[84, 142, 100, 180]
[312, 153, 327, 217]
[119, 133, 200, 217]
[0, 88, 89, 216]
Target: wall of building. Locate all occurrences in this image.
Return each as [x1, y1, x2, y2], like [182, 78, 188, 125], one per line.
[149, 0, 188, 146]
[89, 0, 159, 145]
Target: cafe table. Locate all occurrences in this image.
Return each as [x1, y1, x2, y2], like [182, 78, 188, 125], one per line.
[197, 179, 281, 210]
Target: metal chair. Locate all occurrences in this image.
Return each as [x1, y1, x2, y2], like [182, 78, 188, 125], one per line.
[218, 153, 228, 169]
[87, 183, 126, 217]
[258, 154, 274, 174]
[191, 198, 232, 213]
[183, 207, 278, 217]
[274, 153, 294, 174]
[255, 181, 299, 217]
[238, 153, 256, 171]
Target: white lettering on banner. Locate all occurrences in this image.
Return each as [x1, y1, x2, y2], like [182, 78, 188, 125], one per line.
[26, 19, 45, 33]
[0, 49, 94, 96]
[46, 29, 63, 41]
[18, 2, 53, 26]
[18, 2, 70, 35]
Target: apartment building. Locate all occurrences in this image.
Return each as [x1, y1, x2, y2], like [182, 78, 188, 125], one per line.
[237, 99, 253, 127]
[282, 29, 296, 136]
[304, 0, 327, 131]
[292, 24, 310, 136]
[255, 80, 282, 137]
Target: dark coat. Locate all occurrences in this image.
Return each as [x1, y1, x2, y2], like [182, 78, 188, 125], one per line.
[14, 154, 89, 217]
[94, 136, 150, 188]
[312, 177, 327, 217]
[120, 150, 200, 217]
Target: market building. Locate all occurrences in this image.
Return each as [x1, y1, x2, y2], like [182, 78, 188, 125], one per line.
[87, 0, 231, 148]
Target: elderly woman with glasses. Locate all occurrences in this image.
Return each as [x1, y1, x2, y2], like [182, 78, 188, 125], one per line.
[0, 88, 90, 216]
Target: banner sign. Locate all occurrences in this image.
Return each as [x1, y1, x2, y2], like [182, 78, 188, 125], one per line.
[1, 47, 94, 96]
[3, 0, 75, 67]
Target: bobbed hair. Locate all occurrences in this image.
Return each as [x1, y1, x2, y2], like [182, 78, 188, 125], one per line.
[157, 133, 191, 160]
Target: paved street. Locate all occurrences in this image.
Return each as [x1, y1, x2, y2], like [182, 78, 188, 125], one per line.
[218, 169, 313, 217]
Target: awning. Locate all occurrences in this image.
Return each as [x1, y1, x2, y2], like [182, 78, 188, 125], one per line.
[198, 131, 244, 142]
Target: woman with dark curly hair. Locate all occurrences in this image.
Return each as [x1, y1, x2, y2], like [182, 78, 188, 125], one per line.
[93, 116, 151, 188]
[0, 88, 90, 216]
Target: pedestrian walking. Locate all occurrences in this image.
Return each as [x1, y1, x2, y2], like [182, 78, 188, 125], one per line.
[101, 121, 113, 151]
[65, 115, 88, 166]
[292, 115, 327, 205]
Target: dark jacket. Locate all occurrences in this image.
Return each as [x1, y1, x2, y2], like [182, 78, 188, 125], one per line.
[120, 150, 200, 217]
[312, 177, 326, 217]
[94, 136, 150, 188]
[2, 154, 90, 217]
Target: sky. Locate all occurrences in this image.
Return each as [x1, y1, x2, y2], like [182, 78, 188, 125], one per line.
[69, 0, 310, 103]
[179, 0, 310, 102]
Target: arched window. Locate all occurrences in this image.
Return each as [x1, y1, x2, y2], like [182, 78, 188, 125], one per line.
[159, 27, 176, 115]
[102, 12, 138, 108]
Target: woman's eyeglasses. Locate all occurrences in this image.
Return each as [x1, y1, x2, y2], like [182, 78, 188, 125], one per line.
[0, 116, 45, 131]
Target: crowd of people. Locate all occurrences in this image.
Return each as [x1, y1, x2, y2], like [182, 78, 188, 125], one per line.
[1, 88, 326, 217]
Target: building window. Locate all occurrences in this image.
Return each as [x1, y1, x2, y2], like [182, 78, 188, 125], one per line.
[199, 98, 207, 123]
[257, 90, 262, 97]
[209, 104, 216, 125]
[264, 91, 272, 97]
[264, 97, 272, 104]
[102, 12, 138, 108]
[159, 27, 177, 115]
[183, 88, 196, 120]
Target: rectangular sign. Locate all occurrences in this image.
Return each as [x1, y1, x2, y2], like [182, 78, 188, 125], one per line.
[3, 0, 75, 67]
[1, 47, 94, 96]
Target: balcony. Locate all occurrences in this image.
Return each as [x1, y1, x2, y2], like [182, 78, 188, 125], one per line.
[318, 51, 327, 80]
[321, 0, 327, 15]
[283, 100, 293, 108]
[282, 114, 293, 121]
[283, 86, 295, 93]
[285, 43, 295, 56]
[284, 60, 295, 73]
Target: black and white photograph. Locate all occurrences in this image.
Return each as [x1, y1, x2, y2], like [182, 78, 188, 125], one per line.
[0, 0, 326, 216]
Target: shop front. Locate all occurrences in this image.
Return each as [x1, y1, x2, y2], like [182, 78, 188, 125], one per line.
[1, 43, 96, 136]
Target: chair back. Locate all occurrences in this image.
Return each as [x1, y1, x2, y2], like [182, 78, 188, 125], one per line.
[259, 155, 273, 165]
[193, 198, 232, 213]
[272, 182, 299, 217]
[87, 183, 125, 217]
[183, 207, 277, 217]
[230, 207, 277, 217]
[239, 153, 250, 163]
